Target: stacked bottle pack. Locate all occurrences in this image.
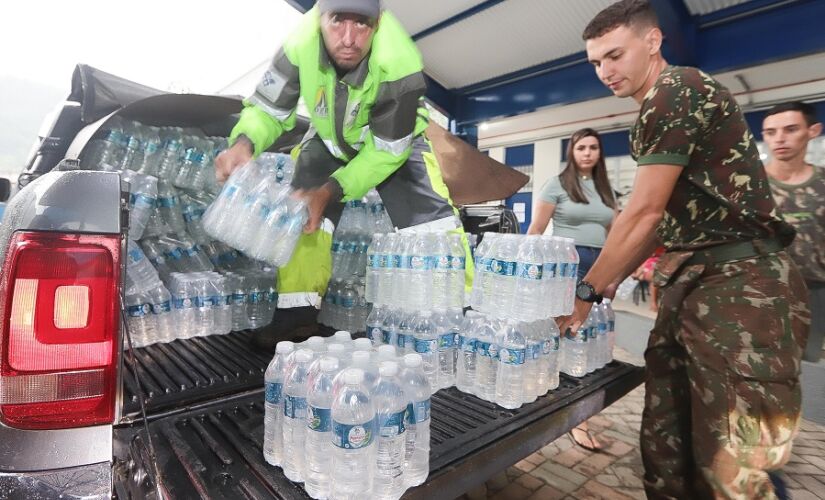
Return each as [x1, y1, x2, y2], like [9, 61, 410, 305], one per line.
[264, 336, 431, 500]
[560, 300, 616, 378]
[202, 154, 307, 267]
[80, 117, 280, 347]
[318, 192, 394, 333]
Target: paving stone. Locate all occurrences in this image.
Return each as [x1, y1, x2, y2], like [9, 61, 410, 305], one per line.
[613, 466, 645, 489]
[802, 455, 825, 472]
[587, 415, 614, 429]
[615, 487, 648, 500]
[795, 446, 824, 456]
[514, 459, 537, 474]
[594, 473, 621, 487]
[573, 453, 618, 477]
[491, 482, 532, 500]
[582, 479, 634, 500]
[529, 465, 583, 494]
[539, 443, 561, 458]
[526, 485, 567, 500]
[551, 446, 591, 468]
[792, 476, 825, 499]
[789, 490, 824, 500]
[782, 464, 825, 475]
[524, 452, 546, 466]
[538, 462, 589, 487]
[603, 439, 635, 457]
[602, 429, 640, 447]
[515, 473, 545, 492]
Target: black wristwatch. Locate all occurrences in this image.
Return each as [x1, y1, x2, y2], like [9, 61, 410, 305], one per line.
[575, 281, 603, 304]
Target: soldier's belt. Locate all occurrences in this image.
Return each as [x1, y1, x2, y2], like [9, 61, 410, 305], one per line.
[685, 238, 784, 266]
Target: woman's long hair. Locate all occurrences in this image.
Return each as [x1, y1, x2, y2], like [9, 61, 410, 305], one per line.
[558, 128, 617, 209]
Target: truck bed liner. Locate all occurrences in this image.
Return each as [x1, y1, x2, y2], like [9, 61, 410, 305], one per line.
[115, 355, 644, 500]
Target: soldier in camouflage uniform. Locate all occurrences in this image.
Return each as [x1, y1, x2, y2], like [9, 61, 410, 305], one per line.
[762, 102, 825, 362]
[559, 1, 811, 498]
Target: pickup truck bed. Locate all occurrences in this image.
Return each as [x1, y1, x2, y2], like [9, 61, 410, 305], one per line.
[113, 330, 644, 500]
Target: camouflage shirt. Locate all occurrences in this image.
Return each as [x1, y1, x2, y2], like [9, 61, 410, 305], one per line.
[769, 166, 825, 283]
[630, 66, 794, 251]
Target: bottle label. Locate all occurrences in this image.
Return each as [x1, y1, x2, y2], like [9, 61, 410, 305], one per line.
[331, 240, 341, 252]
[368, 326, 383, 343]
[377, 254, 388, 268]
[434, 255, 451, 270]
[541, 339, 552, 356]
[283, 395, 307, 419]
[173, 297, 193, 310]
[223, 185, 238, 199]
[588, 325, 598, 340]
[410, 255, 431, 271]
[491, 259, 516, 277]
[232, 293, 246, 306]
[332, 419, 375, 449]
[148, 255, 166, 266]
[530, 343, 543, 360]
[131, 193, 156, 209]
[499, 347, 526, 365]
[379, 409, 406, 437]
[516, 262, 543, 280]
[477, 341, 499, 359]
[185, 245, 199, 257]
[249, 292, 264, 304]
[544, 262, 557, 279]
[381, 329, 392, 345]
[127, 304, 151, 318]
[265, 382, 282, 404]
[367, 255, 378, 269]
[343, 241, 357, 254]
[439, 332, 458, 350]
[268, 291, 278, 303]
[151, 301, 171, 314]
[397, 333, 411, 349]
[568, 263, 579, 279]
[451, 256, 466, 270]
[598, 323, 608, 336]
[552, 336, 560, 351]
[608, 320, 615, 332]
[459, 335, 476, 353]
[157, 197, 177, 208]
[414, 337, 437, 354]
[479, 257, 493, 272]
[390, 255, 402, 269]
[558, 263, 568, 279]
[307, 406, 332, 432]
[166, 248, 183, 261]
[371, 203, 385, 214]
[405, 400, 431, 424]
[209, 295, 224, 307]
[341, 297, 355, 309]
[128, 248, 144, 264]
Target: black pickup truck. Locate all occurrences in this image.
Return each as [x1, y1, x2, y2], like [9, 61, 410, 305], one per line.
[0, 65, 643, 499]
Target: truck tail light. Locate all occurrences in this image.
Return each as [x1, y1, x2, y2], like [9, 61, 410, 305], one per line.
[0, 231, 121, 430]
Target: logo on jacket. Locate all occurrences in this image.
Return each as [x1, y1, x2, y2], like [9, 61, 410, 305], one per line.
[262, 71, 277, 87]
[345, 100, 361, 127]
[315, 88, 328, 118]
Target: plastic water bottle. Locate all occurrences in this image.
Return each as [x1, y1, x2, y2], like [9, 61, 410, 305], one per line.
[397, 311, 416, 356]
[148, 284, 174, 343]
[122, 170, 158, 242]
[353, 337, 372, 353]
[412, 311, 438, 390]
[431, 233, 451, 307]
[469, 233, 495, 311]
[282, 349, 314, 482]
[474, 315, 501, 401]
[367, 305, 388, 346]
[495, 321, 527, 409]
[125, 291, 154, 347]
[380, 233, 399, 306]
[562, 320, 588, 378]
[522, 321, 542, 402]
[264, 341, 295, 465]
[372, 361, 407, 500]
[393, 234, 414, 307]
[400, 354, 431, 487]
[382, 308, 402, 349]
[616, 277, 639, 300]
[513, 236, 545, 321]
[563, 238, 580, 314]
[456, 313, 478, 394]
[433, 309, 457, 390]
[546, 319, 561, 391]
[305, 356, 340, 499]
[585, 308, 600, 374]
[365, 233, 385, 304]
[126, 241, 160, 293]
[604, 299, 616, 364]
[330, 368, 375, 500]
[491, 234, 519, 314]
[447, 233, 466, 308]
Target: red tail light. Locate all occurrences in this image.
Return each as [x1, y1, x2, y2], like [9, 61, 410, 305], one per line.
[0, 231, 121, 430]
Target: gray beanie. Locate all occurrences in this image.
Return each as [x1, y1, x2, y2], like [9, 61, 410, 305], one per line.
[318, 0, 380, 19]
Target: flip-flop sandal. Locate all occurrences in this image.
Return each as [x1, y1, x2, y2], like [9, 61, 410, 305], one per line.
[569, 428, 603, 453]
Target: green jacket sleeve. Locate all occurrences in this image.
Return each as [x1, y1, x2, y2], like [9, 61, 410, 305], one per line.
[229, 47, 301, 157]
[330, 72, 428, 200]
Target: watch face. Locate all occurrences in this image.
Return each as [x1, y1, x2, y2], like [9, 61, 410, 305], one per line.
[576, 282, 594, 300]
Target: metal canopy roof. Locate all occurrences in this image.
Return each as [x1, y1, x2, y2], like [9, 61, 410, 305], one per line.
[285, 0, 825, 128]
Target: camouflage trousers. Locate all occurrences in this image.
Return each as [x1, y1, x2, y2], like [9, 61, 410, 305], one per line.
[642, 250, 810, 499]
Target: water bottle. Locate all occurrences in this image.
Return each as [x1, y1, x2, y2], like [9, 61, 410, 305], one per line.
[382, 308, 402, 349]
[156, 127, 185, 181]
[352, 337, 372, 353]
[514, 236, 545, 321]
[616, 277, 639, 300]
[138, 125, 163, 175]
[604, 299, 616, 364]
[169, 274, 195, 339]
[305, 356, 340, 499]
[563, 238, 580, 314]
[365, 233, 385, 303]
[412, 310, 438, 391]
[474, 315, 501, 402]
[562, 320, 588, 378]
[376, 345, 397, 363]
[447, 233, 466, 308]
[456, 313, 478, 394]
[585, 308, 599, 374]
[495, 320, 527, 409]
[491, 234, 519, 314]
[431, 233, 451, 308]
[350, 350, 378, 391]
[372, 361, 407, 500]
[270, 199, 308, 267]
[124, 290, 154, 347]
[546, 318, 562, 391]
[408, 234, 434, 311]
[433, 308, 457, 390]
[264, 341, 295, 465]
[393, 234, 414, 307]
[400, 354, 431, 487]
[81, 117, 126, 169]
[126, 241, 160, 293]
[122, 170, 158, 242]
[397, 310, 416, 356]
[140, 239, 172, 282]
[148, 284, 174, 343]
[381, 233, 399, 307]
[523, 320, 542, 403]
[330, 368, 375, 500]
[282, 349, 314, 482]
[367, 305, 388, 346]
[540, 236, 559, 316]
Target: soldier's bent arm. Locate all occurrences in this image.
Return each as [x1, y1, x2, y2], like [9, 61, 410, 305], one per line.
[582, 164, 682, 294]
[229, 47, 302, 156]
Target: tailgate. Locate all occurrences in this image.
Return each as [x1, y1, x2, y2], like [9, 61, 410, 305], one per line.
[114, 361, 644, 500]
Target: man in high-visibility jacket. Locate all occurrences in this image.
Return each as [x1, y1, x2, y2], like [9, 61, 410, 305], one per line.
[216, 0, 471, 346]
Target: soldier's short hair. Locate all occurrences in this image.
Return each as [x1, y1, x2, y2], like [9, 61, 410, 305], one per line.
[582, 0, 660, 40]
[765, 101, 820, 127]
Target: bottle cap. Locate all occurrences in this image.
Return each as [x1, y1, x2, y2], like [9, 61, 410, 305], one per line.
[403, 353, 422, 368]
[276, 341, 295, 354]
[333, 331, 352, 342]
[320, 357, 339, 372]
[377, 345, 396, 359]
[353, 338, 372, 350]
[327, 343, 346, 353]
[352, 350, 371, 365]
[295, 349, 313, 363]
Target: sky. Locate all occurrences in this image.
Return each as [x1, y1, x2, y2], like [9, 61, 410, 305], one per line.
[0, 0, 302, 95]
